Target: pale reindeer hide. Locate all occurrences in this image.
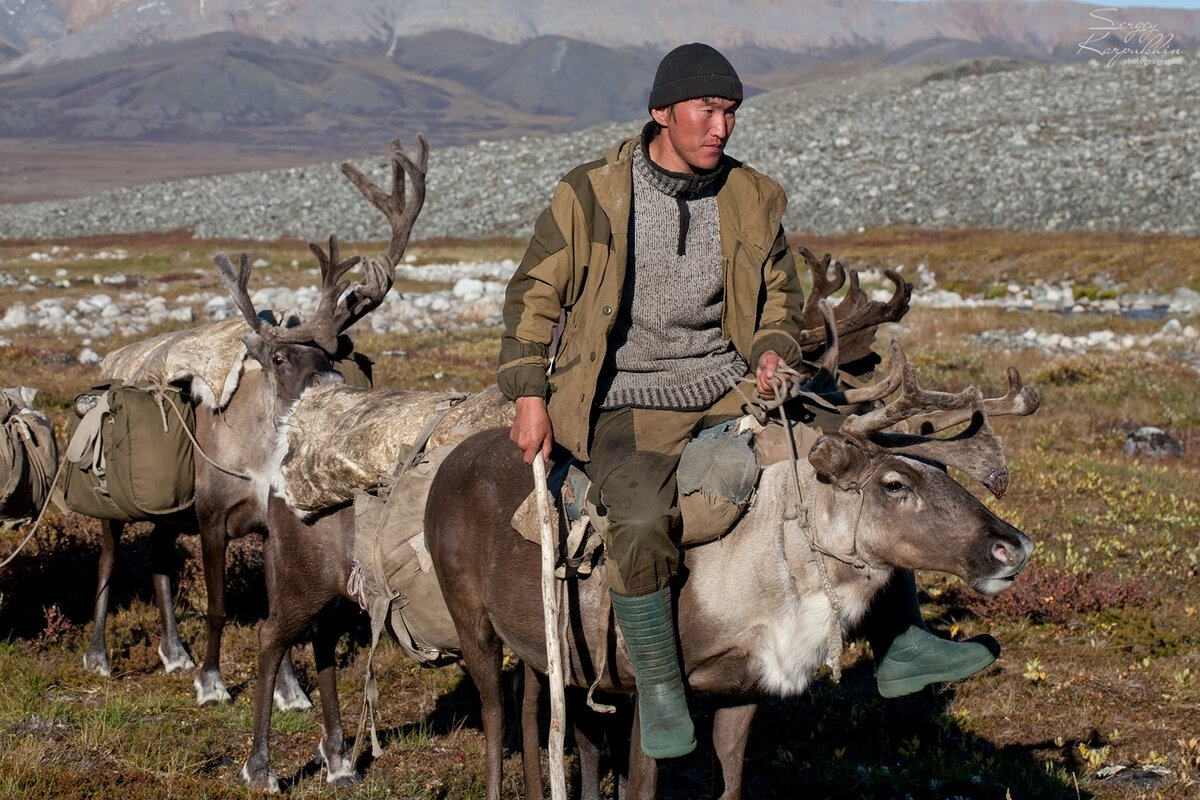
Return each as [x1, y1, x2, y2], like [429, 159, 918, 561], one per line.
[100, 311, 302, 410]
[100, 317, 252, 410]
[273, 382, 512, 517]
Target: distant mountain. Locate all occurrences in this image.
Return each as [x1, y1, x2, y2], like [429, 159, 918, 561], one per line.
[1, 0, 1196, 203]
[5, 0, 1200, 68]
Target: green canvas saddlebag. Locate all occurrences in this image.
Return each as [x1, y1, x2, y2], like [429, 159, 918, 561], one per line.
[1, 387, 59, 528]
[61, 382, 195, 522]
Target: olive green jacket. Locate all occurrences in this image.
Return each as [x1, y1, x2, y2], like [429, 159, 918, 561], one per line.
[498, 134, 806, 460]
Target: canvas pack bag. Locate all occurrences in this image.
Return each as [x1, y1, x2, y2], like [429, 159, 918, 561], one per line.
[347, 437, 467, 760]
[0, 388, 59, 528]
[61, 382, 196, 522]
[349, 438, 464, 668]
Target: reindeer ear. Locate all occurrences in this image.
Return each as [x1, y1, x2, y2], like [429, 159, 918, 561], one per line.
[242, 332, 272, 367]
[808, 435, 873, 490]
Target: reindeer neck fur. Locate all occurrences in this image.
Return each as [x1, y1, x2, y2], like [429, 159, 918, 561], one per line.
[268, 395, 305, 516]
[265, 378, 347, 520]
[194, 364, 280, 511]
[682, 457, 892, 698]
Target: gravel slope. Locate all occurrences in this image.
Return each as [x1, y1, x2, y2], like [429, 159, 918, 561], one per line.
[0, 58, 1196, 242]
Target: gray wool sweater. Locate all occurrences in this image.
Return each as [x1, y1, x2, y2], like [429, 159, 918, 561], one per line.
[598, 141, 747, 410]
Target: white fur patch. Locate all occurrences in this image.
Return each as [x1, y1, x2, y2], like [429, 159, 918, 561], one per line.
[269, 397, 304, 515]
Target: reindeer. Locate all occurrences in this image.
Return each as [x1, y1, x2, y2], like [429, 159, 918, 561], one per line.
[79, 137, 427, 711]
[422, 308, 1040, 800]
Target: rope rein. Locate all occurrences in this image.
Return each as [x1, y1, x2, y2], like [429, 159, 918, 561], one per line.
[736, 366, 875, 682]
[156, 385, 255, 481]
[0, 451, 67, 571]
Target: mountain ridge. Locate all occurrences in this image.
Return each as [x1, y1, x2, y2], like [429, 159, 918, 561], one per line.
[1, 1, 1195, 205]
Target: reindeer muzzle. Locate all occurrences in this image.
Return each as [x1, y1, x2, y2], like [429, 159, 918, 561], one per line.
[971, 521, 1034, 596]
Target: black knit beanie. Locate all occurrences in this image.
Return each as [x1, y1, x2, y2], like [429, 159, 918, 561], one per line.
[647, 43, 743, 111]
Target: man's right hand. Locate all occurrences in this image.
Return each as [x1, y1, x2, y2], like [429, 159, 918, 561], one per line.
[511, 396, 554, 464]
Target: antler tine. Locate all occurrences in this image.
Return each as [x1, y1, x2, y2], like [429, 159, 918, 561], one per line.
[797, 267, 911, 351]
[891, 365, 1040, 437]
[832, 268, 911, 335]
[841, 358, 983, 441]
[284, 234, 362, 353]
[815, 299, 839, 376]
[341, 134, 429, 271]
[797, 246, 846, 332]
[983, 367, 1041, 418]
[213, 252, 273, 338]
[839, 338, 905, 406]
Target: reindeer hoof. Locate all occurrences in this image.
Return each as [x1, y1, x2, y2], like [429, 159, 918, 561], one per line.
[317, 740, 360, 785]
[327, 771, 362, 787]
[193, 671, 233, 706]
[240, 761, 281, 794]
[82, 650, 111, 678]
[273, 684, 313, 712]
[158, 642, 196, 674]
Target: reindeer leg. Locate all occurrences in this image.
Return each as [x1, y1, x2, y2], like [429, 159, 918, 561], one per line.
[711, 703, 757, 800]
[83, 518, 121, 677]
[568, 688, 627, 800]
[457, 618, 506, 800]
[625, 707, 659, 800]
[149, 524, 195, 674]
[312, 601, 359, 786]
[240, 609, 290, 793]
[241, 536, 330, 792]
[193, 522, 232, 706]
[520, 662, 545, 800]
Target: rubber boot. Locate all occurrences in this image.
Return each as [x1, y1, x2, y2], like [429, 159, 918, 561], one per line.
[866, 570, 1000, 699]
[610, 587, 696, 759]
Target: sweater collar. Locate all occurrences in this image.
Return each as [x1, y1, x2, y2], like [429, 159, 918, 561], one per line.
[636, 120, 726, 198]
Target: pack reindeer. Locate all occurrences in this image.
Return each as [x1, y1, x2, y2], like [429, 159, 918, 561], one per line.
[80, 137, 427, 711]
[422, 299, 1039, 800]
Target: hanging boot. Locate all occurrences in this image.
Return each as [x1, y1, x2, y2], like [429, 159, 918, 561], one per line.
[866, 570, 1000, 699]
[610, 586, 696, 759]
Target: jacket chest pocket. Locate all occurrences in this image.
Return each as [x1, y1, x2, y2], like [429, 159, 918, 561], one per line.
[725, 238, 767, 343]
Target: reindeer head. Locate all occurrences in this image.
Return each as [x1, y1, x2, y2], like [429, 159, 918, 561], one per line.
[212, 135, 429, 404]
[796, 301, 1039, 593]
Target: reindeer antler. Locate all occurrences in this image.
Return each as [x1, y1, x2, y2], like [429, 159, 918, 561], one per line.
[341, 135, 428, 268]
[793, 245, 912, 374]
[213, 251, 279, 339]
[797, 302, 1039, 497]
[213, 135, 429, 354]
[304, 235, 364, 353]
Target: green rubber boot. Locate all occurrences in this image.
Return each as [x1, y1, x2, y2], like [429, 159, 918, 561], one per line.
[865, 570, 1000, 698]
[875, 624, 1000, 698]
[610, 587, 697, 759]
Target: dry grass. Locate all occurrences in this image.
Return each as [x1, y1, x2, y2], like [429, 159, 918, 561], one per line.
[798, 227, 1200, 297]
[2, 228, 1199, 799]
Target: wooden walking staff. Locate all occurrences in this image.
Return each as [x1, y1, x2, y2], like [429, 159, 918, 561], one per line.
[533, 451, 568, 800]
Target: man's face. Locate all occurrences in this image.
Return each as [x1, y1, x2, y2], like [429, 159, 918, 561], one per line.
[648, 96, 739, 174]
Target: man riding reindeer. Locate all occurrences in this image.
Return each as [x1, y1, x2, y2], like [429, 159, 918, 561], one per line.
[498, 42, 998, 760]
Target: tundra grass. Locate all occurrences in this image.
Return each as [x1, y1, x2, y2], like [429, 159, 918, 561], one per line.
[1, 230, 1199, 798]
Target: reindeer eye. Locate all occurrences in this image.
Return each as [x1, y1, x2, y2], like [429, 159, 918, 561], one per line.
[272, 353, 287, 366]
[881, 474, 909, 495]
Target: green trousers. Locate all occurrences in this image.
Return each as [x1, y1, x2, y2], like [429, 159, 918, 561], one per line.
[584, 390, 745, 596]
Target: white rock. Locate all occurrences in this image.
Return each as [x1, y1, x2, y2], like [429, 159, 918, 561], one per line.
[453, 278, 486, 301]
